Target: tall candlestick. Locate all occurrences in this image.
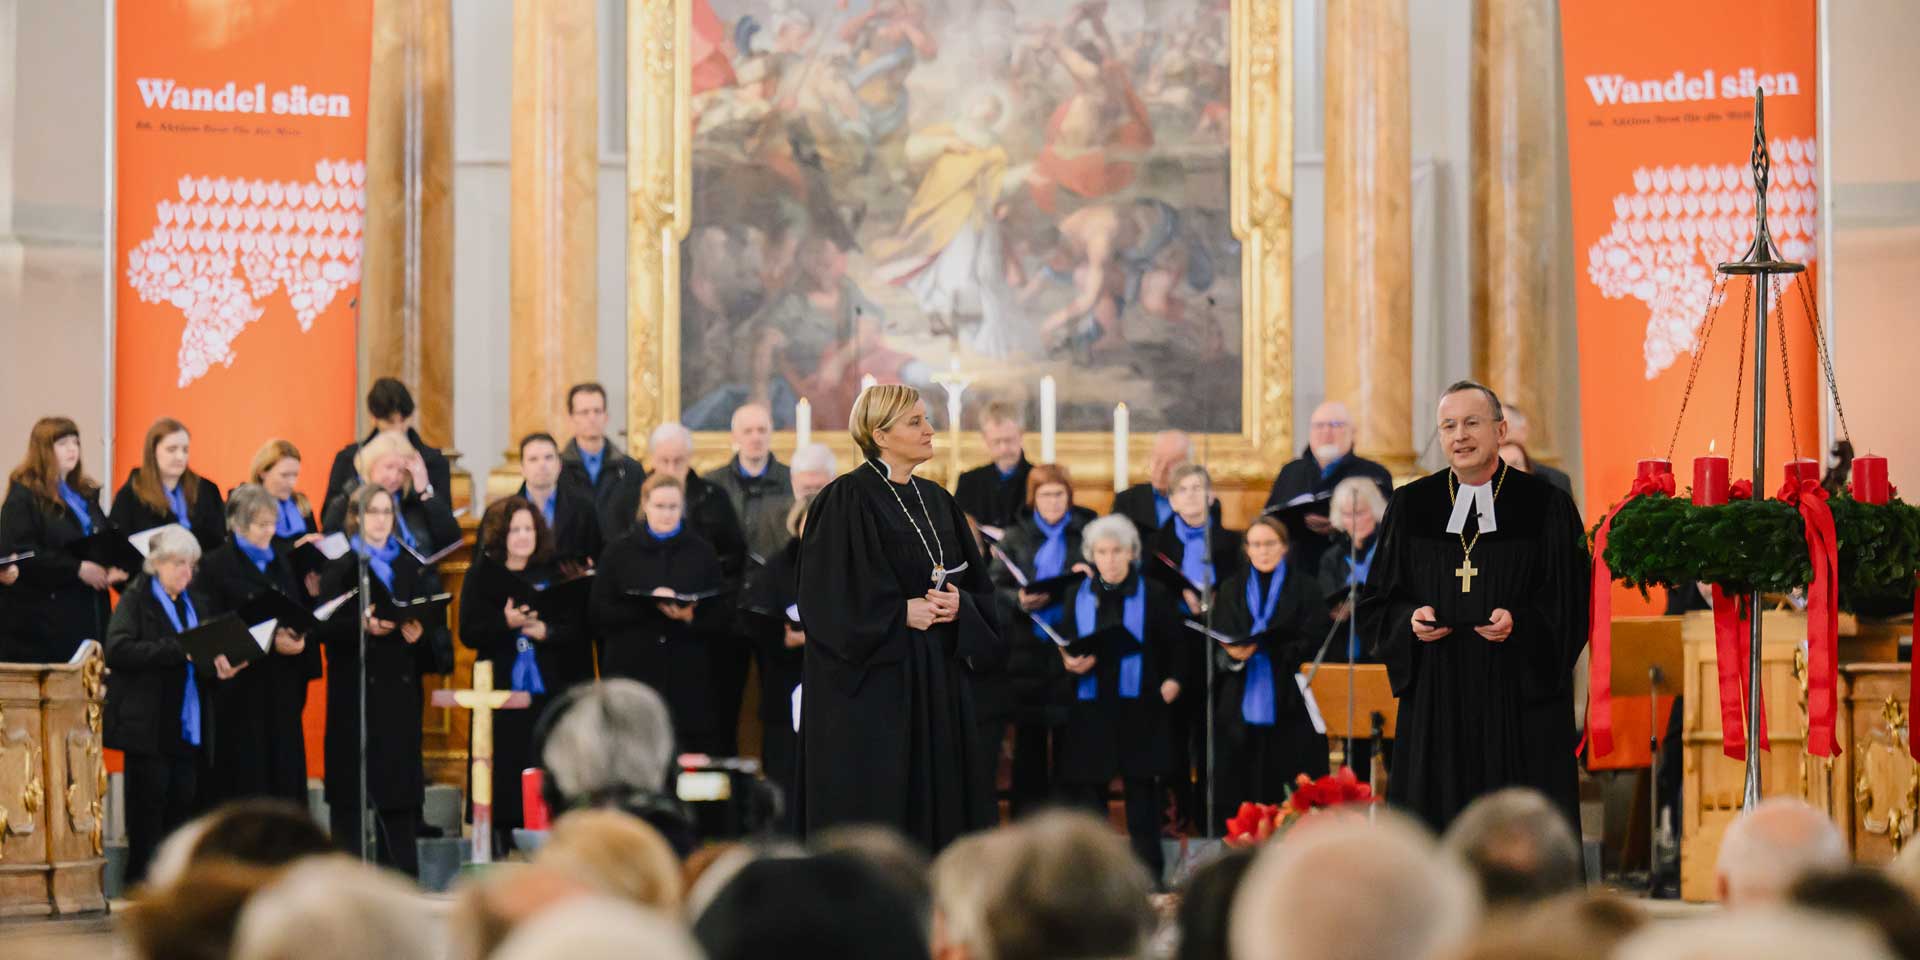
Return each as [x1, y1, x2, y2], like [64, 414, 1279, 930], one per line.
[1690, 455, 1728, 506]
[794, 398, 811, 449]
[1113, 402, 1129, 492]
[1783, 458, 1820, 489]
[1852, 454, 1890, 504]
[1039, 376, 1057, 463]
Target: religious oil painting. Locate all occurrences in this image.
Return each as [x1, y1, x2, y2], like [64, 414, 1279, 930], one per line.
[673, 0, 1245, 436]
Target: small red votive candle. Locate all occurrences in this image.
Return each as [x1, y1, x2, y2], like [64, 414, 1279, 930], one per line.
[1692, 456, 1729, 506]
[522, 768, 550, 831]
[1783, 458, 1821, 489]
[1853, 455, 1891, 505]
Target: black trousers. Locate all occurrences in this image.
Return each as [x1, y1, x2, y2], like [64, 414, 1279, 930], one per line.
[123, 750, 198, 886]
[1066, 778, 1164, 885]
[330, 802, 420, 878]
[708, 632, 755, 755]
[1008, 721, 1055, 819]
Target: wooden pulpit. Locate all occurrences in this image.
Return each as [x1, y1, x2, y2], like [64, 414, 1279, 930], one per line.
[1305, 663, 1397, 792]
[0, 642, 108, 917]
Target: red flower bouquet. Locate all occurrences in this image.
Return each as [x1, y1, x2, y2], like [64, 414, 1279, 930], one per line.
[1224, 767, 1376, 848]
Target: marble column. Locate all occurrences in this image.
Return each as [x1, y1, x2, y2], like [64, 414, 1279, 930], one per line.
[362, 0, 454, 452]
[505, 0, 597, 486]
[1324, 0, 1414, 473]
[1471, 0, 1563, 463]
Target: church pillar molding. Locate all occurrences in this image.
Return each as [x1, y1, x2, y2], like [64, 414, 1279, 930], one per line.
[1324, 0, 1415, 474]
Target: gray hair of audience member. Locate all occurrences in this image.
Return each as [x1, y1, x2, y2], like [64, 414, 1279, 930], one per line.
[813, 824, 932, 925]
[1715, 797, 1849, 907]
[648, 421, 694, 454]
[1440, 787, 1583, 907]
[541, 680, 677, 805]
[491, 897, 704, 960]
[1442, 890, 1648, 960]
[226, 483, 280, 533]
[1328, 476, 1388, 533]
[932, 810, 1155, 960]
[1168, 461, 1212, 494]
[1080, 513, 1141, 563]
[1232, 810, 1479, 960]
[142, 523, 202, 574]
[230, 855, 443, 960]
[1614, 908, 1894, 960]
[791, 441, 838, 476]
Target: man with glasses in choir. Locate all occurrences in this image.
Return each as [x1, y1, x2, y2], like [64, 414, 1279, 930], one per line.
[1262, 400, 1393, 573]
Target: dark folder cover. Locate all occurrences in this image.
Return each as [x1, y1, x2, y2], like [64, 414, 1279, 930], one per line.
[71, 532, 146, 574]
[1030, 615, 1141, 660]
[1146, 551, 1210, 597]
[624, 585, 725, 607]
[176, 614, 272, 673]
[237, 589, 320, 634]
[368, 578, 453, 624]
[526, 571, 596, 621]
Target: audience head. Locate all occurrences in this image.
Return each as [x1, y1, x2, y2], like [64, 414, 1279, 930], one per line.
[1329, 475, 1387, 542]
[697, 852, 929, 960]
[365, 377, 416, 430]
[1715, 797, 1848, 907]
[1232, 809, 1479, 960]
[11, 415, 96, 501]
[1175, 848, 1258, 960]
[353, 430, 416, 494]
[248, 439, 306, 505]
[786, 493, 815, 539]
[1615, 909, 1894, 960]
[480, 495, 554, 566]
[345, 483, 398, 544]
[980, 401, 1026, 471]
[1168, 462, 1213, 525]
[1438, 380, 1508, 483]
[143, 524, 201, 595]
[1147, 430, 1193, 491]
[811, 824, 933, 926]
[1243, 515, 1287, 575]
[567, 382, 610, 445]
[134, 417, 197, 513]
[535, 809, 683, 910]
[931, 810, 1155, 960]
[1790, 868, 1920, 960]
[144, 799, 333, 890]
[451, 863, 595, 960]
[1081, 514, 1141, 584]
[494, 898, 703, 960]
[1443, 891, 1647, 960]
[231, 856, 443, 960]
[539, 679, 678, 817]
[851, 385, 930, 465]
[1308, 400, 1355, 466]
[1026, 463, 1075, 525]
[125, 860, 285, 960]
[790, 442, 838, 498]
[647, 423, 695, 481]
[226, 484, 280, 550]
[520, 432, 563, 492]
[637, 473, 686, 536]
[730, 403, 774, 465]
[1440, 787, 1583, 908]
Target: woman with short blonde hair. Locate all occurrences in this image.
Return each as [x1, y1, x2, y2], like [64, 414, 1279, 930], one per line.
[535, 809, 683, 909]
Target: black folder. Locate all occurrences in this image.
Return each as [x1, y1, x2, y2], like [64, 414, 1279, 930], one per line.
[237, 590, 321, 635]
[739, 602, 803, 632]
[402, 538, 464, 567]
[1030, 615, 1142, 659]
[70, 531, 148, 574]
[1183, 619, 1286, 648]
[1146, 551, 1212, 597]
[368, 578, 453, 624]
[1416, 617, 1492, 633]
[0, 550, 35, 566]
[1262, 491, 1333, 527]
[176, 613, 274, 673]
[991, 546, 1086, 603]
[525, 571, 596, 621]
[625, 585, 725, 608]
[287, 532, 352, 575]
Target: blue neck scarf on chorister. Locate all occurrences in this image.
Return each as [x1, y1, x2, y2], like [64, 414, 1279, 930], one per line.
[1317, 453, 1350, 485]
[1152, 490, 1172, 527]
[511, 576, 548, 694]
[1345, 538, 1378, 659]
[581, 447, 604, 486]
[1175, 516, 1214, 590]
[647, 520, 683, 542]
[353, 535, 400, 591]
[275, 497, 307, 538]
[58, 481, 94, 534]
[1074, 575, 1145, 701]
[391, 503, 418, 549]
[164, 481, 191, 525]
[150, 576, 202, 747]
[535, 489, 558, 528]
[236, 537, 277, 573]
[1029, 513, 1071, 638]
[1241, 563, 1287, 726]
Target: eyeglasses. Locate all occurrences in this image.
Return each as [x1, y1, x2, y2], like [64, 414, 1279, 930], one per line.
[1310, 420, 1350, 431]
[363, 506, 395, 516]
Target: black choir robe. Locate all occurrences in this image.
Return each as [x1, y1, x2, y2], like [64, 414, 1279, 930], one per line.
[319, 482, 460, 553]
[103, 573, 216, 758]
[1054, 572, 1187, 784]
[985, 512, 1085, 727]
[1356, 463, 1588, 833]
[1111, 483, 1218, 545]
[460, 555, 589, 838]
[559, 438, 642, 511]
[1262, 448, 1394, 574]
[744, 538, 806, 801]
[601, 472, 747, 584]
[196, 539, 322, 806]
[1208, 566, 1332, 820]
[954, 455, 1031, 530]
[517, 482, 604, 566]
[323, 428, 453, 517]
[0, 482, 113, 662]
[591, 527, 725, 751]
[796, 460, 1001, 850]
[110, 471, 227, 554]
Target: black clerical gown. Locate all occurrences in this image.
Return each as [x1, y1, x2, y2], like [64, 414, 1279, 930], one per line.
[1263, 448, 1394, 574]
[1356, 463, 1587, 833]
[1208, 567, 1331, 818]
[796, 460, 1001, 850]
[954, 455, 1031, 530]
[0, 482, 113, 662]
[591, 528, 725, 750]
[110, 471, 227, 554]
[197, 540, 322, 806]
[517, 483, 604, 566]
[745, 538, 806, 800]
[1055, 573, 1186, 784]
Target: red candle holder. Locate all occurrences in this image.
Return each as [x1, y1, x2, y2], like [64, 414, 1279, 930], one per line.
[1783, 458, 1821, 489]
[1852, 455, 1891, 505]
[1692, 456, 1730, 506]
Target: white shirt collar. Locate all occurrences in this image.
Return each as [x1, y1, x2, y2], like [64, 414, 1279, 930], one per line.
[1445, 473, 1498, 534]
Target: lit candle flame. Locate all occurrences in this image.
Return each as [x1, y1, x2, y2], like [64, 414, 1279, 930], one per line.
[1709, 438, 1717, 454]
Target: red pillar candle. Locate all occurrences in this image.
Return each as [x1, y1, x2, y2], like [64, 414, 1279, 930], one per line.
[1637, 458, 1673, 483]
[1784, 458, 1821, 489]
[1692, 455, 1730, 506]
[1853, 455, 1891, 504]
[522, 768, 550, 831]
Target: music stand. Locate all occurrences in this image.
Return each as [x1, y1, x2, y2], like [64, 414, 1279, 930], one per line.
[1607, 616, 1685, 895]
[1305, 664, 1397, 796]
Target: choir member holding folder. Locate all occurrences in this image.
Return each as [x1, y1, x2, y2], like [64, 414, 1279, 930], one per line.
[461, 495, 591, 850]
[104, 524, 232, 884]
[985, 463, 1089, 816]
[1051, 514, 1186, 881]
[592, 473, 726, 753]
[110, 418, 227, 554]
[1204, 515, 1332, 821]
[196, 484, 323, 807]
[1, 417, 118, 661]
[314, 484, 451, 872]
[247, 439, 322, 554]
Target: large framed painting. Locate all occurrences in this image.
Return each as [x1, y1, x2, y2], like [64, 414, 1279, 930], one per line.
[628, 0, 1291, 484]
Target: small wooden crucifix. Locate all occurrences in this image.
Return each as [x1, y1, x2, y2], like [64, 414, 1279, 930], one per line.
[1454, 557, 1479, 593]
[430, 660, 531, 864]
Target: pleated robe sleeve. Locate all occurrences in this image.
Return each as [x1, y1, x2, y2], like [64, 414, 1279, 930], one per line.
[942, 493, 1003, 669]
[1505, 489, 1590, 701]
[796, 477, 909, 672]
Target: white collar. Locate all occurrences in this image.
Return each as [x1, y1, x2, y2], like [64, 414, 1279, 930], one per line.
[1445, 472, 1498, 534]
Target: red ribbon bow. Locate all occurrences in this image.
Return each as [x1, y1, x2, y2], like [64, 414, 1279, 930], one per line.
[1711, 586, 1769, 758]
[1777, 477, 1840, 757]
[1587, 469, 1677, 758]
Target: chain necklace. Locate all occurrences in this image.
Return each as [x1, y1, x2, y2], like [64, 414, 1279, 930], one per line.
[1446, 461, 1508, 593]
[867, 460, 946, 582]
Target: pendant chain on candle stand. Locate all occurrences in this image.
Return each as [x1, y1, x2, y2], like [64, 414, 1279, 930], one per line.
[1726, 278, 1754, 463]
[1793, 271, 1853, 443]
[1773, 274, 1802, 464]
[1665, 273, 1733, 461]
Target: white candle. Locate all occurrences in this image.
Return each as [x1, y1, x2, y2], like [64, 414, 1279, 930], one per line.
[1039, 376, 1057, 463]
[794, 397, 811, 449]
[1113, 402, 1129, 492]
[860, 374, 877, 395]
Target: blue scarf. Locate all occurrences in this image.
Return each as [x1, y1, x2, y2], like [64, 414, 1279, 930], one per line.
[1073, 575, 1145, 701]
[535, 489, 558, 528]
[352, 535, 400, 591]
[511, 577, 548, 694]
[164, 481, 190, 525]
[1029, 513, 1071, 638]
[1175, 516, 1214, 591]
[580, 447, 604, 486]
[1152, 490, 1172, 527]
[391, 504, 418, 549]
[150, 576, 202, 747]
[646, 520, 683, 542]
[737, 457, 767, 480]
[1347, 538, 1379, 587]
[236, 537, 277, 573]
[1317, 452, 1350, 485]
[275, 497, 307, 538]
[1241, 564, 1287, 726]
[58, 481, 94, 534]
[996, 461, 1020, 481]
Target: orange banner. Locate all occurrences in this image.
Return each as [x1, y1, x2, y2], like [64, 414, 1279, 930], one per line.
[1562, 1, 1821, 766]
[114, 1, 374, 776]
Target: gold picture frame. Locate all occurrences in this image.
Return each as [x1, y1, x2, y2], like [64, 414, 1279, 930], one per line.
[626, 0, 1292, 485]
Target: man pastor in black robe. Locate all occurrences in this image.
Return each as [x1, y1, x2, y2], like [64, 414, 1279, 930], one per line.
[1357, 380, 1587, 834]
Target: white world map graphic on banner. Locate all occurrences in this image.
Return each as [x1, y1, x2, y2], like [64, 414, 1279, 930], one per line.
[124, 159, 366, 387]
[1584, 137, 1819, 380]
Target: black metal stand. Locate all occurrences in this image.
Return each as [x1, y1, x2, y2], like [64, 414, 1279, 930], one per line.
[357, 548, 376, 862]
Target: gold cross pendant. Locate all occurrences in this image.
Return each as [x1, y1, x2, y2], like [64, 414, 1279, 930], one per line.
[1454, 558, 1479, 593]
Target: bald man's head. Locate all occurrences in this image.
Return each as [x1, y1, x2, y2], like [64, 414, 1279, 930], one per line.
[1716, 798, 1848, 907]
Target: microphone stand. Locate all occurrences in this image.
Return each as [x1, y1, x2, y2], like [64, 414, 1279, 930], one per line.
[356, 544, 375, 863]
[1201, 526, 1217, 840]
[1345, 532, 1359, 768]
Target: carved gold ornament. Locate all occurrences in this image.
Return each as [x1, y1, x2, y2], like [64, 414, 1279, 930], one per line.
[1855, 696, 1917, 852]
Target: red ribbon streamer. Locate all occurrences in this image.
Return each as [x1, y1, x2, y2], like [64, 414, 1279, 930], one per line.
[1711, 586, 1769, 759]
[1778, 477, 1840, 757]
[1587, 471, 1676, 758]
[1911, 582, 1919, 762]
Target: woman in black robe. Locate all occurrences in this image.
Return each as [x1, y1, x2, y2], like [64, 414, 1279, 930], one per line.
[110, 417, 227, 553]
[196, 484, 322, 807]
[0, 417, 119, 662]
[247, 438, 324, 556]
[461, 495, 590, 851]
[314, 484, 451, 873]
[1054, 513, 1187, 881]
[1208, 516, 1331, 824]
[318, 431, 460, 552]
[743, 496, 812, 809]
[592, 473, 726, 753]
[1315, 475, 1387, 779]
[796, 385, 1001, 851]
